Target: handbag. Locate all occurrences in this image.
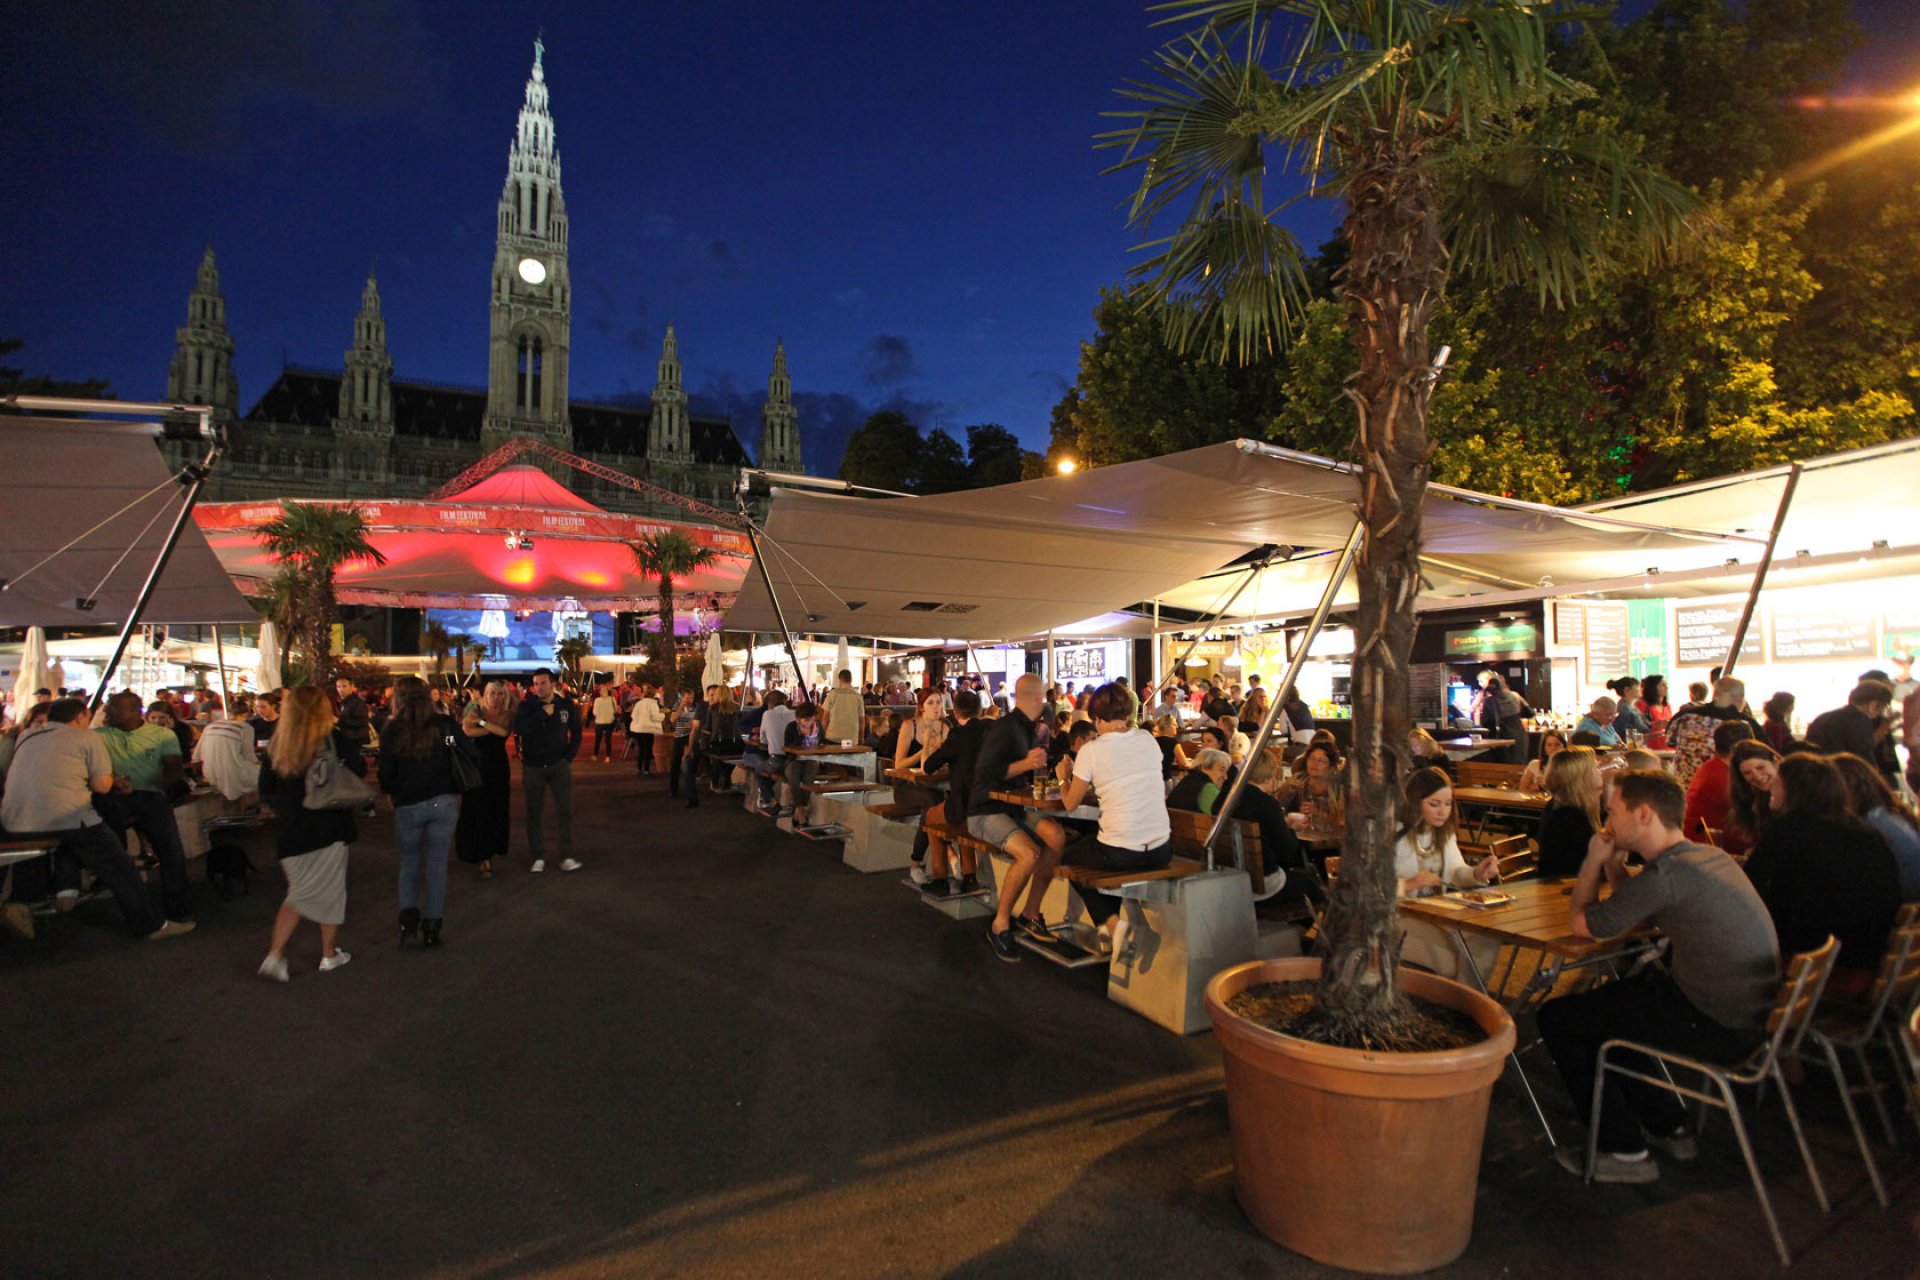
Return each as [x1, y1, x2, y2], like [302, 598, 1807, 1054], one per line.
[303, 741, 376, 811]
[446, 732, 482, 792]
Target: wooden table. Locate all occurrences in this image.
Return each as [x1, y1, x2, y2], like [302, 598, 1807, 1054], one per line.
[1399, 876, 1656, 1144]
[885, 766, 947, 790]
[1436, 736, 1513, 763]
[1449, 784, 1549, 841]
[988, 789, 1101, 822]
[788, 743, 878, 783]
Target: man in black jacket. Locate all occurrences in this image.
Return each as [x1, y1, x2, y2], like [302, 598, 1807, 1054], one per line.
[1806, 679, 1896, 780]
[962, 673, 1067, 962]
[513, 669, 583, 872]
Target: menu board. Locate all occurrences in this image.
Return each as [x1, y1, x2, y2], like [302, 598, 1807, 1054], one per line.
[1770, 602, 1875, 663]
[1883, 605, 1920, 659]
[1675, 602, 1762, 667]
[1409, 663, 1447, 719]
[1553, 601, 1586, 646]
[1582, 603, 1630, 681]
[1056, 645, 1106, 680]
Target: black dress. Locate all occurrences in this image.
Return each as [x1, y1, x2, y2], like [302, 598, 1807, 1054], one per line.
[455, 731, 511, 864]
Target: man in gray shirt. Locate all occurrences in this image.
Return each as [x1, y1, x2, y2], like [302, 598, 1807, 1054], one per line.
[1538, 769, 1780, 1183]
[0, 698, 183, 940]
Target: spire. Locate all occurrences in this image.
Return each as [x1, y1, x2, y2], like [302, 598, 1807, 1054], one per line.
[648, 326, 691, 462]
[166, 246, 238, 424]
[338, 274, 394, 440]
[761, 341, 802, 473]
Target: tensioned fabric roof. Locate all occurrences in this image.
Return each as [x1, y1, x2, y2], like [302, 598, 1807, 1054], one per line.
[724, 440, 1758, 643]
[0, 415, 257, 626]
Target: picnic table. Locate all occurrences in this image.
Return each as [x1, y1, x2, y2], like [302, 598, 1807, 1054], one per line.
[788, 742, 878, 783]
[1399, 876, 1657, 1144]
[1449, 784, 1550, 841]
[988, 788, 1102, 823]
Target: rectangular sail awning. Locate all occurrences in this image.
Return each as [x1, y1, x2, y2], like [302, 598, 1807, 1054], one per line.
[725, 440, 1755, 642]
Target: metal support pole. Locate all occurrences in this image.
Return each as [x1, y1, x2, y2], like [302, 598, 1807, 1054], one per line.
[738, 509, 808, 696]
[1142, 552, 1272, 706]
[1046, 630, 1056, 687]
[213, 623, 231, 709]
[1151, 599, 1163, 707]
[90, 419, 222, 712]
[1204, 521, 1365, 871]
[1722, 463, 1802, 678]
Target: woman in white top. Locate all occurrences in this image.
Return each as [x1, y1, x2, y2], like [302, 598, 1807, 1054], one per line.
[628, 684, 665, 776]
[1393, 766, 1499, 979]
[1060, 682, 1173, 953]
[590, 686, 619, 763]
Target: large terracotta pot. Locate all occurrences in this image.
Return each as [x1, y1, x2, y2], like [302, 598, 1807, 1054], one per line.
[1205, 957, 1516, 1275]
[652, 735, 676, 775]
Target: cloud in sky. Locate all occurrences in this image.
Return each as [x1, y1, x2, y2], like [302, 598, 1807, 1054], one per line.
[861, 334, 915, 388]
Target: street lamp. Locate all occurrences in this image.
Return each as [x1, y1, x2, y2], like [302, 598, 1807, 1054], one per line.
[1056, 458, 1079, 475]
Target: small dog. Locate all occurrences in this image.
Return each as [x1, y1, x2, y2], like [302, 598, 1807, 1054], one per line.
[205, 843, 257, 900]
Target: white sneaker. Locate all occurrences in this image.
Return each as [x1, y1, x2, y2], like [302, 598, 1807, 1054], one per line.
[257, 953, 290, 982]
[318, 949, 352, 972]
[909, 864, 929, 885]
[530, 859, 546, 873]
[559, 858, 583, 872]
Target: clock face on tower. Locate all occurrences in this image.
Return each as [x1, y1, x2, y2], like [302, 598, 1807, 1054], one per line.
[517, 256, 547, 285]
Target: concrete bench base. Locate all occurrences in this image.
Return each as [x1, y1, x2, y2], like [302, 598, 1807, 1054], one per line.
[1106, 869, 1259, 1036]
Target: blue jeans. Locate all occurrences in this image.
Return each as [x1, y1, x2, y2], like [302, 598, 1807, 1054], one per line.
[394, 793, 460, 917]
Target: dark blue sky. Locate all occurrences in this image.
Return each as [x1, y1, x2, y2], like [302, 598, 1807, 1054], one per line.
[5, 1, 1915, 474]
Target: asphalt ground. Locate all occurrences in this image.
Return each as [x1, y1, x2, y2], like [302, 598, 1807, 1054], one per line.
[3, 759, 1916, 1279]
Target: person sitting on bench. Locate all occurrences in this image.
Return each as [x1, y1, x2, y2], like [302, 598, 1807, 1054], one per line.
[1059, 682, 1172, 953]
[969, 674, 1068, 963]
[782, 703, 826, 823]
[921, 689, 989, 896]
[744, 691, 791, 811]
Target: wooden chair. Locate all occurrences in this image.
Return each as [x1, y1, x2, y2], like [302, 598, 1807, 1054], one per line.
[1803, 903, 1920, 1176]
[1585, 936, 1840, 1267]
[1166, 808, 1266, 897]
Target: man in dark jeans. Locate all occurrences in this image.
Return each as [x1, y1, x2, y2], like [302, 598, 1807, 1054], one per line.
[1540, 770, 1780, 1183]
[0, 698, 187, 940]
[513, 668, 583, 872]
[93, 690, 195, 927]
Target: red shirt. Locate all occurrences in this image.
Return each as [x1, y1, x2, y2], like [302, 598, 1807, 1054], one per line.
[1682, 755, 1751, 855]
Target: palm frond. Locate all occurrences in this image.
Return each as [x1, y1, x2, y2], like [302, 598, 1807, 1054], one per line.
[1442, 124, 1702, 306]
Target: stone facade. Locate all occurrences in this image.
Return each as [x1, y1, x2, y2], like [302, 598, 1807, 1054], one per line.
[162, 39, 800, 522]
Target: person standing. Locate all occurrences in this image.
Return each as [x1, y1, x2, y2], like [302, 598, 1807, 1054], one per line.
[666, 691, 696, 800]
[93, 690, 196, 929]
[513, 669, 582, 873]
[823, 668, 865, 746]
[587, 687, 618, 767]
[629, 683, 665, 775]
[333, 677, 373, 750]
[455, 681, 513, 879]
[0, 698, 181, 940]
[681, 686, 714, 809]
[256, 687, 366, 979]
[379, 677, 475, 947]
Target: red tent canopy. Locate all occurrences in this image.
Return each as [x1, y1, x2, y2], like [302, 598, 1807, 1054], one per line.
[196, 466, 750, 611]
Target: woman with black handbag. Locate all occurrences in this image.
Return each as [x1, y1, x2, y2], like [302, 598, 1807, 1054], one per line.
[257, 686, 369, 981]
[378, 677, 478, 949]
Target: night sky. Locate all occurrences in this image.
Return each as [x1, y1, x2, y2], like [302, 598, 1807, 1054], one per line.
[5, 1, 1916, 475]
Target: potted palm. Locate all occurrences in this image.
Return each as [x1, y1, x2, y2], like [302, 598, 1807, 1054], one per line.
[1110, 1, 1693, 1269]
[256, 501, 388, 686]
[630, 530, 719, 771]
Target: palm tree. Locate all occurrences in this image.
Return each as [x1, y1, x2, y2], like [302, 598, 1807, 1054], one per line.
[1109, 0, 1694, 1042]
[446, 631, 472, 681]
[256, 502, 388, 686]
[422, 620, 453, 676]
[554, 635, 593, 680]
[629, 530, 718, 707]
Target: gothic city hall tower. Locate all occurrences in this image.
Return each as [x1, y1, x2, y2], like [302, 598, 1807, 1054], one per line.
[484, 38, 572, 453]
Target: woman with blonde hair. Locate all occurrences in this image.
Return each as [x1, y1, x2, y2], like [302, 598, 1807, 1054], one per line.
[257, 686, 367, 981]
[456, 681, 514, 879]
[1535, 746, 1603, 877]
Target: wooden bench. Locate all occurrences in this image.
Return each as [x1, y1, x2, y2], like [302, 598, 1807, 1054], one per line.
[800, 780, 888, 796]
[864, 802, 921, 821]
[1056, 856, 1203, 891]
[1167, 809, 1267, 896]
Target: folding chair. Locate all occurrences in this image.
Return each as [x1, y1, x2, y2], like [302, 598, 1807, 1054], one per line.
[1802, 904, 1920, 1172]
[1586, 935, 1839, 1268]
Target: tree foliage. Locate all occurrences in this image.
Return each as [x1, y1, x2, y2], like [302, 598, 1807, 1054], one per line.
[629, 530, 718, 706]
[255, 502, 387, 685]
[838, 410, 1042, 492]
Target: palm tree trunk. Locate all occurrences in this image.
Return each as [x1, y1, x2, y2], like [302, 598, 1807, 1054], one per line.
[657, 576, 677, 705]
[309, 573, 336, 686]
[1309, 137, 1449, 1044]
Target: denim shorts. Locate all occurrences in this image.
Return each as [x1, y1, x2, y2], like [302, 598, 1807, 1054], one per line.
[967, 812, 1038, 850]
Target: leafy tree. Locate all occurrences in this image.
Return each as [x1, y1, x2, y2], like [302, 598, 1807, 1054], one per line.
[918, 427, 970, 493]
[1110, 0, 1693, 1040]
[629, 530, 718, 706]
[554, 635, 592, 678]
[963, 424, 1031, 487]
[421, 619, 452, 675]
[256, 503, 387, 685]
[838, 410, 923, 490]
[1052, 287, 1291, 466]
